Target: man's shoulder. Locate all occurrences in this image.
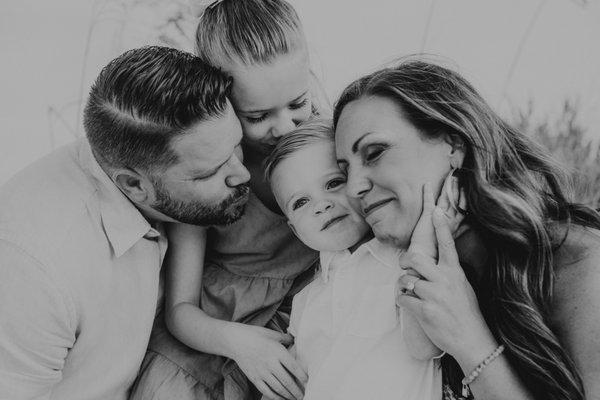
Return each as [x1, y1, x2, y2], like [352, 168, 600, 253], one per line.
[0, 141, 101, 261]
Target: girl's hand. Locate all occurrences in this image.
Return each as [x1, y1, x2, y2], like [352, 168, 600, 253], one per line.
[396, 207, 497, 366]
[226, 323, 307, 400]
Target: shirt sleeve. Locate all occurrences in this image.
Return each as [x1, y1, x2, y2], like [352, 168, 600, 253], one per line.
[0, 240, 76, 399]
[288, 285, 311, 338]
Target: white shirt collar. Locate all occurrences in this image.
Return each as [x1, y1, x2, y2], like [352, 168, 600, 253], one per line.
[319, 238, 405, 282]
[78, 139, 159, 257]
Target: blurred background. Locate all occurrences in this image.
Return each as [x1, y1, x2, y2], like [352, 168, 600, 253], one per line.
[1, 0, 599, 204]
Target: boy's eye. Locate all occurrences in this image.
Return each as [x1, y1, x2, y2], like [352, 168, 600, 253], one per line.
[292, 197, 308, 210]
[245, 114, 268, 124]
[326, 177, 346, 190]
[289, 98, 308, 110]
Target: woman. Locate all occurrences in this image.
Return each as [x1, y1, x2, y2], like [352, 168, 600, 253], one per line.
[333, 58, 600, 400]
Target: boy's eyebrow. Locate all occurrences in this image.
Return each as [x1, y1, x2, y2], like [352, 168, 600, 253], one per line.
[238, 90, 309, 114]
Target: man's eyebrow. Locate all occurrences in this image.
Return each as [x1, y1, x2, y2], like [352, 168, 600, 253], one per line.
[239, 90, 309, 114]
[191, 139, 242, 178]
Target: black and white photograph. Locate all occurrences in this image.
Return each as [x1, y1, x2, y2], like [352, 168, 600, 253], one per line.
[1, 1, 600, 399]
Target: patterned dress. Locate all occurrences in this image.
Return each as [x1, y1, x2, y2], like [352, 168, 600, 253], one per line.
[129, 192, 318, 400]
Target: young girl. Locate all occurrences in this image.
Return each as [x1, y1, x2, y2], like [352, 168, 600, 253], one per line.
[130, 1, 322, 400]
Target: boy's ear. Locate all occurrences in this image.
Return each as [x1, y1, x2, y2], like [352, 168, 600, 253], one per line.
[112, 168, 153, 205]
[287, 220, 299, 238]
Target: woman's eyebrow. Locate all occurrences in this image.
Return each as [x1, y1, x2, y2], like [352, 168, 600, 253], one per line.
[351, 132, 375, 153]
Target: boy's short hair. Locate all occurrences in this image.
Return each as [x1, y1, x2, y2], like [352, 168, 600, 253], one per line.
[264, 118, 334, 183]
[84, 46, 231, 173]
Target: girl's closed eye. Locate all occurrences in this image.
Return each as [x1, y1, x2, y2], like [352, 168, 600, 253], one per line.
[289, 98, 308, 110]
[245, 113, 268, 124]
[292, 197, 309, 210]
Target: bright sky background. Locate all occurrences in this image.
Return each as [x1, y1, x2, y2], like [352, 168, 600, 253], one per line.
[1, 0, 599, 184]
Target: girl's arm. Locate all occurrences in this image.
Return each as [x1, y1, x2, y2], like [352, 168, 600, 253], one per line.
[163, 223, 307, 400]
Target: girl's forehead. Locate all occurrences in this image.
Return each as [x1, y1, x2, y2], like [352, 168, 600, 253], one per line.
[228, 49, 310, 112]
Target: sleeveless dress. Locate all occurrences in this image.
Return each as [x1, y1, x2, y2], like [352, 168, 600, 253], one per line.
[129, 192, 318, 400]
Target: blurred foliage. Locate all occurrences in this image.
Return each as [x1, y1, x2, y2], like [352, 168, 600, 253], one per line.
[514, 101, 600, 208]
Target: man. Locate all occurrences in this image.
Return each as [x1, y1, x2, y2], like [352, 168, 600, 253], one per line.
[0, 46, 250, 400]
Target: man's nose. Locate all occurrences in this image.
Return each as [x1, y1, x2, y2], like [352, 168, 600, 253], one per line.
[225, 155, 250, 187]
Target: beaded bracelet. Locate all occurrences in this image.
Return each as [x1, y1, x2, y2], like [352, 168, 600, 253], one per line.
[461, 344, 505, 398]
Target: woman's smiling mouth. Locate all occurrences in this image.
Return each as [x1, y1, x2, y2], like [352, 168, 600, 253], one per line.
[362, 198, 394, 216]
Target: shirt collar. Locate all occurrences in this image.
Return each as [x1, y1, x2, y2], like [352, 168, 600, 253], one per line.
[78, 139, 158, 257]
[318, 238, 404, 282]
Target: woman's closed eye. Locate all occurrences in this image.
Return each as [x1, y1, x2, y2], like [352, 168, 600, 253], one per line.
[363, 143, 387, 164]
[292, 197, 309, 210]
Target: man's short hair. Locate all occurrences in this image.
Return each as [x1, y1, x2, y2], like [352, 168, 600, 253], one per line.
[264, 118, 333, 183]
[84, 46, 232, 172]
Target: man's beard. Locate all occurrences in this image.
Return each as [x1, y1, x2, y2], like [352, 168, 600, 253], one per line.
[151, 179, 250, 226]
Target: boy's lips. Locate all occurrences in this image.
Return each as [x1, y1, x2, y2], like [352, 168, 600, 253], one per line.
[321, 214, 349, 231]
[362, 198, 394, 216]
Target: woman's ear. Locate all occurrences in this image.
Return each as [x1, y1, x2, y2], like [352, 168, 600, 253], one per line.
[112, 168, 153, 205]
[448, 135, 466, 169]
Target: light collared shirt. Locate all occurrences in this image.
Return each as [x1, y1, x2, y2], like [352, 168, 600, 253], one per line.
[289, 238, 442, 400]
[0, 139, 167, 400]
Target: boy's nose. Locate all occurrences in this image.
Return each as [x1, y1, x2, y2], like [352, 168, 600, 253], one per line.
[315, 199, 334, 214]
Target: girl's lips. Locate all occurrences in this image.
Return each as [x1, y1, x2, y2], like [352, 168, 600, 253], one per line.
[321, 214, 349, 231]
[362, 198, 394, 216]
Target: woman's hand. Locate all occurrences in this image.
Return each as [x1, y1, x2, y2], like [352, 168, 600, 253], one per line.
[226, 323, 307, 400]
[396, 206, 498, 367]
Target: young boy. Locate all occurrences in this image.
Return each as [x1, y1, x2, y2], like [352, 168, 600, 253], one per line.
[264, 119, 448, 400]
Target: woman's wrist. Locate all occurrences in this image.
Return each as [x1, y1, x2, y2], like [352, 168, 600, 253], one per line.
[453, 328, 500, 376]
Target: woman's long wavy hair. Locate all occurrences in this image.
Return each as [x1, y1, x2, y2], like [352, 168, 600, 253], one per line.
[333, 58, 600, 400]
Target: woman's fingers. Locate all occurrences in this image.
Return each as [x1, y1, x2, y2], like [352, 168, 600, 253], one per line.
[409, 183, 436, 257]
[433, 207, 460, 267]
[397, 274, 437, 299]
[399, 251, 438, 281]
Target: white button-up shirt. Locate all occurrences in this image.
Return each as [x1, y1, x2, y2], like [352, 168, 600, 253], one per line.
[0, 139, 167, 400]
[289, 239, 442, 400]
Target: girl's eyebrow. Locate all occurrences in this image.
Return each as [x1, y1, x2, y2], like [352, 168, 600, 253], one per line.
[239, 91, 309, 114]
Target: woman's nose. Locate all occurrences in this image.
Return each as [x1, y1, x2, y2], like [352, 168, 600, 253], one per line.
[346, 171, 371, 199]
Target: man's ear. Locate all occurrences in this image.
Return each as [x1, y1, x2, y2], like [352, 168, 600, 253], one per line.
[112, 168, 153, 205]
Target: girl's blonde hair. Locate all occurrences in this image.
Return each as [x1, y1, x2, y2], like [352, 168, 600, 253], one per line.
[196, 0, 305, 66]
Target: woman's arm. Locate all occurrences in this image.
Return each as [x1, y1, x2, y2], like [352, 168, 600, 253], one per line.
[163, 223, 306, 400]
[552, 231, 600, 399]
[397, 209, 534, 400]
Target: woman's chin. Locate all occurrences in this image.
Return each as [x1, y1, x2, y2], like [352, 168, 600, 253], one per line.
[370, 223, 410, 249]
